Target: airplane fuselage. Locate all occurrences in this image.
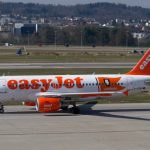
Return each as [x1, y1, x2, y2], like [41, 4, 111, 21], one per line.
[0, 74, 149, 103]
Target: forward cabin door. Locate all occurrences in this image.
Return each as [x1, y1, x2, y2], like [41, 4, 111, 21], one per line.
[0, 79, 6, 93]
[127, 76, 134, 95]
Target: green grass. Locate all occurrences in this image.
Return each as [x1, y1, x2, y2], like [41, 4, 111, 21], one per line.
[0, 45, 146, 63]
[0, 53, 142, 63]
[0, 68, 130, 75]
[0, 45, 148, 51]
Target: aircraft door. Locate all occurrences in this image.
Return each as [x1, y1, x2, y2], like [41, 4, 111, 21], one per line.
[0, 79, 6, 93]
[127, 77, 134, 91]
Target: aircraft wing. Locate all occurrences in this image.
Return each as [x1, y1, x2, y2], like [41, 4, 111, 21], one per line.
[36, 91, 126, 98]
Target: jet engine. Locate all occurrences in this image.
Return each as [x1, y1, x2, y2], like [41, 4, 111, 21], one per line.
[36, 97, 61, 113]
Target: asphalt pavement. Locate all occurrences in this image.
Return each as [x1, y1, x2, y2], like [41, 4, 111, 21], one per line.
[0, 103, 150, 150]
[0, 62, 135, 69]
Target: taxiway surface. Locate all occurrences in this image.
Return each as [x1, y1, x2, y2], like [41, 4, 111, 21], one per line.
[0, 63, 135, 69]
[0, 103, 150, 150]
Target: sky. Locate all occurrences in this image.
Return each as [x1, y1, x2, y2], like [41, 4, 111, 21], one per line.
[2, 0, 150, 8]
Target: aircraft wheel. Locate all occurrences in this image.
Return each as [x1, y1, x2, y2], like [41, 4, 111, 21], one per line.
[0, 104, 4, 113]
[61, 106, 69, 111]
[70, 107, 80, 114]
[0, 109, 4, 113]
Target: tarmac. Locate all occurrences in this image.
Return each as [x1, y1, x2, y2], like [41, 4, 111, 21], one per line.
[0, 62, 135, 69]
[0, 103, 150, 150]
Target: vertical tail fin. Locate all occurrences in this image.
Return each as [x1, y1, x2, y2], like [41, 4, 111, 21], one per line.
[127, 49, 150, 75]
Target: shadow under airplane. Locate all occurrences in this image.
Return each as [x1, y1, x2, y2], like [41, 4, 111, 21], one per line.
[79, 104, 150, 122]
[2, 103, 150, 121]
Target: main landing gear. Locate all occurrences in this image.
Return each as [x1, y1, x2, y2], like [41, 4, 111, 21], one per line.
[70, 106, 80, 114]
[0, 103, 4, 113]
[61, 103, 80, 114]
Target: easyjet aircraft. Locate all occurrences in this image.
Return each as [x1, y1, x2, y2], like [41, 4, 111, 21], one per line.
[0, 49, 150, 114]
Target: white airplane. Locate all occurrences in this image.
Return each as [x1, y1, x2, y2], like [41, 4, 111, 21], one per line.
[0, 49, 150, 114]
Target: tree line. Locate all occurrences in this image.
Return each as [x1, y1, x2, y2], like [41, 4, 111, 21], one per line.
[8, 25, 137, 47]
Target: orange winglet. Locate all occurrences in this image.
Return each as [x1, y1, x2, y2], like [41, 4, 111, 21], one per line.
[123, 90, 129, 96]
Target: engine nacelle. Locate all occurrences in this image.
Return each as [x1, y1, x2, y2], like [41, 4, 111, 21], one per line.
[23, 101, 36, 106]
[36, 97, 61, 113]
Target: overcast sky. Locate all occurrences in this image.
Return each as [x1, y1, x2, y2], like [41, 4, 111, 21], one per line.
[2, 0, 150, 8]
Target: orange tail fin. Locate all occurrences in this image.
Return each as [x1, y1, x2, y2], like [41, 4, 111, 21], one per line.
[127, 49, 150, 75]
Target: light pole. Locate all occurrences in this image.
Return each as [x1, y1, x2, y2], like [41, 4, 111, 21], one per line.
[81, 28, 83, 48]
[80, 23, 83, 48]
[27, 31, 30, 46]
[54, 30, 57, 50]
[126, 31, 128, 49]
[137, 37, 140, 48]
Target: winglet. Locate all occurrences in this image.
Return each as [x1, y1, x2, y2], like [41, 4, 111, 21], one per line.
[123, 90, 129, 96]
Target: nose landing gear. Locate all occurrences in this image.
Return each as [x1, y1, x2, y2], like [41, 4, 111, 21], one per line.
[0, 103, 4, 113]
